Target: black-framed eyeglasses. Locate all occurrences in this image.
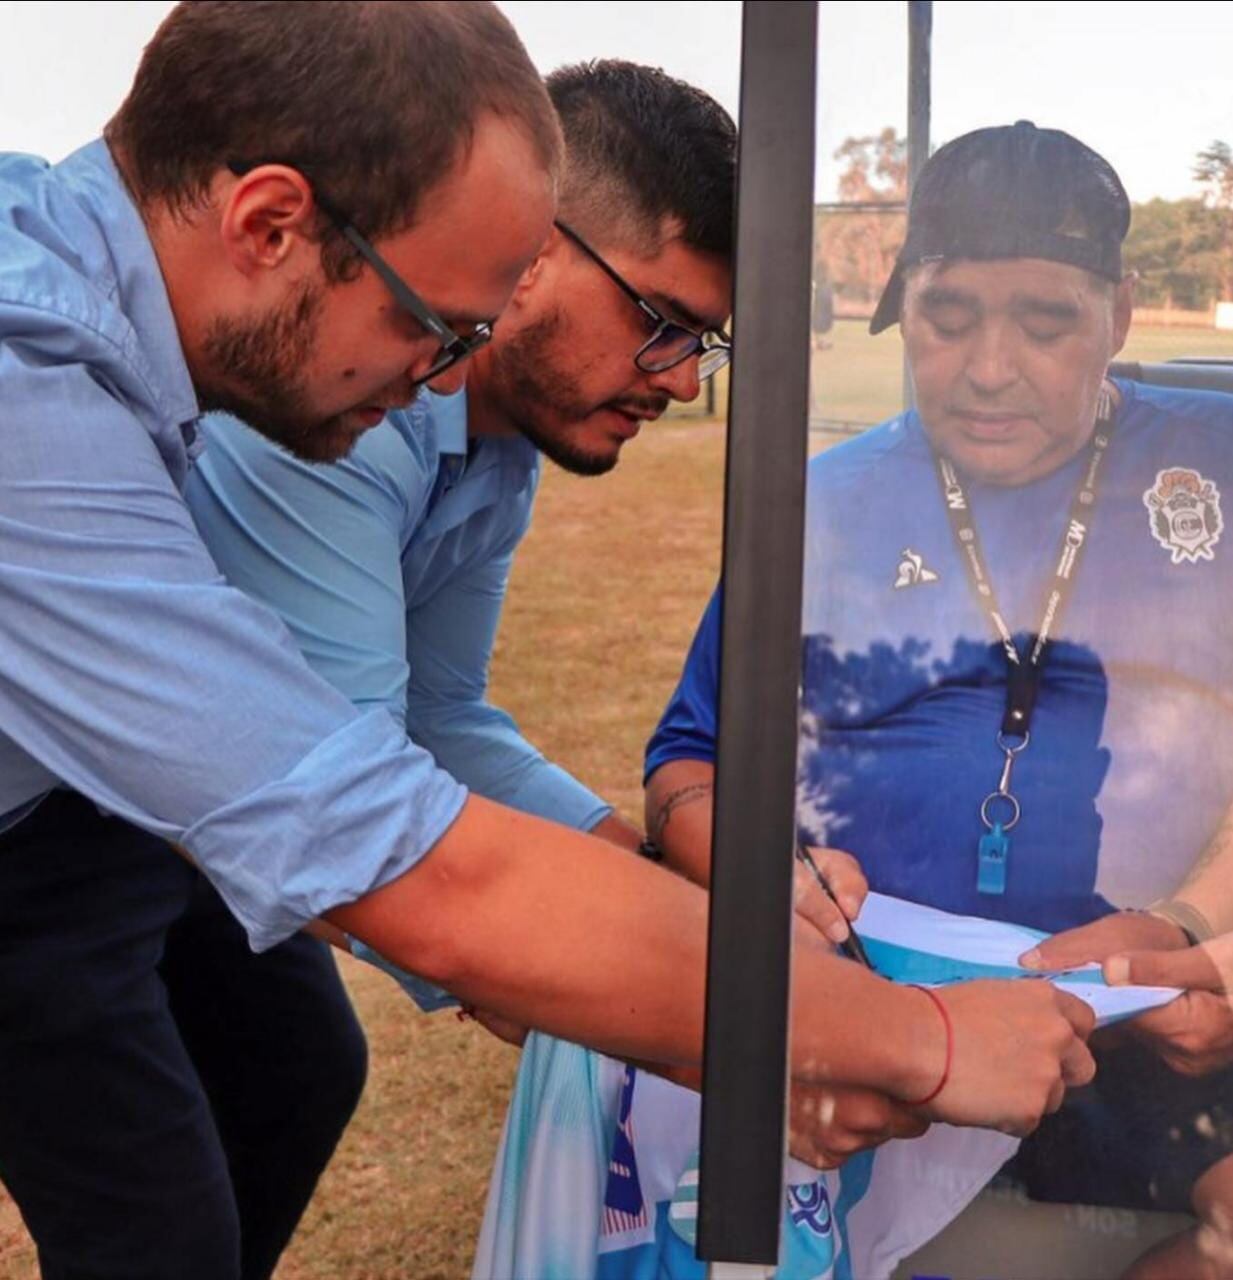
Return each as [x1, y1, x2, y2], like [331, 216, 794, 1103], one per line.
[554, 221, 731, 381]
[227, 161, 493, 386]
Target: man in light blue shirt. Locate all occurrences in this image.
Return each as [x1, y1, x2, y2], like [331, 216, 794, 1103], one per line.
[0, 4, 563, 1276]
[187, 61, 739, 859]
[0, 9, 1102, 1276]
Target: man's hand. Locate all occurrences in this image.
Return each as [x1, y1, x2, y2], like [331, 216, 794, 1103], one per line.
[793, 847, 868, 945]
[918, 980, 1096, 1136]
[788, 1082, 928, 1169]
[1019, 910, 1189, 971]
[1103, 934, 1233, 1076]
[1023, 914, 1233, 1076]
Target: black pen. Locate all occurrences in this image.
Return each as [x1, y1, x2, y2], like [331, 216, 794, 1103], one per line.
[795, 846, 876, 970]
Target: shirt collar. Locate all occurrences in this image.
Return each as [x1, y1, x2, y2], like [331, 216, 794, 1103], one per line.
[60, 141, 201, 439]
[423, 386, 469, 456]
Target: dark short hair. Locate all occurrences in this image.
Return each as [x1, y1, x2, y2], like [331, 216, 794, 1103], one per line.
[546, 60, 736, 259]
[106, 0, 562, 280]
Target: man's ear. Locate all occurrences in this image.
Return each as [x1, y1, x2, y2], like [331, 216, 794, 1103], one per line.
[510, 248, 547, 301]
[217, 165, 318, 277]
[1110, 271, 1137, 355]
[502, 227, 567, 314]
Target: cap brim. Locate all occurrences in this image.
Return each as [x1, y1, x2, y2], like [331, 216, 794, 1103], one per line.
[869, 264, 905, 335]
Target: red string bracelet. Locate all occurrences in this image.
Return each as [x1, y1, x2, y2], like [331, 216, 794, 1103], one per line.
[902, 983, 953, 1107]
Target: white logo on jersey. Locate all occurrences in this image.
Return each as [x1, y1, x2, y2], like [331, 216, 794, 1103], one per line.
[894, 548, 940, 589]
[1143, 467, 1223, 564]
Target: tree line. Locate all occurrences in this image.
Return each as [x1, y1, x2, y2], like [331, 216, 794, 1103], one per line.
[818, 130, 1233, 313]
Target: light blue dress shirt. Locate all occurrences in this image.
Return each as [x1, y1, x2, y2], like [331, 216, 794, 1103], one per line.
[0, 141, 468, 950]
[186, 393, 610, 833]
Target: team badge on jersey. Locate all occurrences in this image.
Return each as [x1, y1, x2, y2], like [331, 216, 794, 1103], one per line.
[894, 548, 940, 589]
[1143, 467, 1223, 564]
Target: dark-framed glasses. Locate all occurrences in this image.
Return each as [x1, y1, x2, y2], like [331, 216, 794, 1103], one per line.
[554, 221, 731, 380]
[227, 161, 493, 386]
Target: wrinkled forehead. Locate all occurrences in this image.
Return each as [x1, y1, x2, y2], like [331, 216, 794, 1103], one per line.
[903, 256, 1115, 315]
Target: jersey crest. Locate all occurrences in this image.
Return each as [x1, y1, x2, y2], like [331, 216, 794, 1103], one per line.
[1143, 467, 1223, 564]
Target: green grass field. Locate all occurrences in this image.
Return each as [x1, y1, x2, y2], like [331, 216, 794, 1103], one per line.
[3, 320, 1233, 1277]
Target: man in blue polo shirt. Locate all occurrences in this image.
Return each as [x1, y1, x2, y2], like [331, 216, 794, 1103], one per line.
[646, 122, 1233, 1272]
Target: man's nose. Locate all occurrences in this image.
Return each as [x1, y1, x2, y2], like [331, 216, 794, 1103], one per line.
[646, 356, 702, 405]
[964, 324, 1019, 396]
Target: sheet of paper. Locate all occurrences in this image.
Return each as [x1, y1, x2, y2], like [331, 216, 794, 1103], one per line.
[854, 892, 1182, 1026]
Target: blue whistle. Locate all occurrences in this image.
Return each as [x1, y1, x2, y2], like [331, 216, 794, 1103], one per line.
[977, 823, 1010, 895]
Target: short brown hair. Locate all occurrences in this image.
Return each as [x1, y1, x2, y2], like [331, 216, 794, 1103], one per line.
[106, 1, 561, 279]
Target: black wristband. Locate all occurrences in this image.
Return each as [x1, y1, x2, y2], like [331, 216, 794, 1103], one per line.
[637, 838, 664, 862]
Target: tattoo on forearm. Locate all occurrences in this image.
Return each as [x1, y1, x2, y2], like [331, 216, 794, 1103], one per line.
[651, 782, 714, 844]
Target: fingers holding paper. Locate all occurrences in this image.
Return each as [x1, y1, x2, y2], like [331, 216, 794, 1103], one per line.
[1019, 909, 1190, 971]
[1106, 933, 1233, 994]
[1104, 935, 1233, 1076]
[918, 980, 1096, 1137]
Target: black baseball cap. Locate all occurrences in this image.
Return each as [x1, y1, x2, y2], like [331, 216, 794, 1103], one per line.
[869, 120, 1131, 335]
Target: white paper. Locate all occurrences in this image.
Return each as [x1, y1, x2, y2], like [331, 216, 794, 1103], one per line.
[854, 892, 1182, 1026]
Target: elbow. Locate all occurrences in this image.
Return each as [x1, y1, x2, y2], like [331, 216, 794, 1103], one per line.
[332, 827, 505, 994]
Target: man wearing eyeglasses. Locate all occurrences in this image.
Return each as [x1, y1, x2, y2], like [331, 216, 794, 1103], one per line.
[0, 4, 558, 1277]
[188, 60, 736, 867]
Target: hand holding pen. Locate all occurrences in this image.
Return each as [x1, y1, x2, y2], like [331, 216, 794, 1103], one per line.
[794, 844, 875, 970]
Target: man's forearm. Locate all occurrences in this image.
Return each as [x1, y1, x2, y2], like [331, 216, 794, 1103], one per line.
[645, 758, 715, 886]
[326, 792, 939, 1095]
[589, 809, 644, 853]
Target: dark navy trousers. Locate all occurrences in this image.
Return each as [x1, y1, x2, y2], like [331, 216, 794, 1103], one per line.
[0, 790, 368, 1279]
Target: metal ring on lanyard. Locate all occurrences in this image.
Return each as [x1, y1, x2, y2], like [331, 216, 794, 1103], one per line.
[980, 790, 1021, 831]
[981, 729, 1028, 831]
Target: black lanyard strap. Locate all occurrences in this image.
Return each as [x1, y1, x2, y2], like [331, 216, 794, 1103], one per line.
[933, 382, 1118, 737]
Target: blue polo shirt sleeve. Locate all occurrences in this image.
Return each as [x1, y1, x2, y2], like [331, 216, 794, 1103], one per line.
[187, 411, 609, 834]
[0, 353, 467, 951]
[644, 587, 723, 781]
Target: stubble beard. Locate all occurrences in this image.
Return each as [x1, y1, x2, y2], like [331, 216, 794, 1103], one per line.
[198, 281, 359, 464]
[488, 310, 628, 478]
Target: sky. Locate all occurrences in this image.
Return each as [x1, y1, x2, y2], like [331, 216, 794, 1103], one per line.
[2, 1, 1232, 204]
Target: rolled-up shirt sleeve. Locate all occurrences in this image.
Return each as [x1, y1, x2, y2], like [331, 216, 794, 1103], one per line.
[0, 353, 467, 951]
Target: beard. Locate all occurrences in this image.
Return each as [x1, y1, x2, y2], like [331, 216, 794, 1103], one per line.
[197, 282, 361, 464]
[487, 310, 667, 477]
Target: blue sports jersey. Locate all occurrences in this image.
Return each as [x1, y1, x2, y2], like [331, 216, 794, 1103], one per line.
[646, 379, 1233, 930]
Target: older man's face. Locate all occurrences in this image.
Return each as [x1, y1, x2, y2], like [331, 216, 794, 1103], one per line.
[902, 258, 1133, 486]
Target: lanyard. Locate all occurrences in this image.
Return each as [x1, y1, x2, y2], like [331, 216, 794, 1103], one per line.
[931, 382, 1118, 893]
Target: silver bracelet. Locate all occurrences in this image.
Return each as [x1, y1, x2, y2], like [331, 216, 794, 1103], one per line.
[1145, 898, 1217, 947]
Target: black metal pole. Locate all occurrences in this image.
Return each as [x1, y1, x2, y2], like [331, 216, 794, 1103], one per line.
[903, 0, 932, 408]
[696, 0, 817, 1267]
